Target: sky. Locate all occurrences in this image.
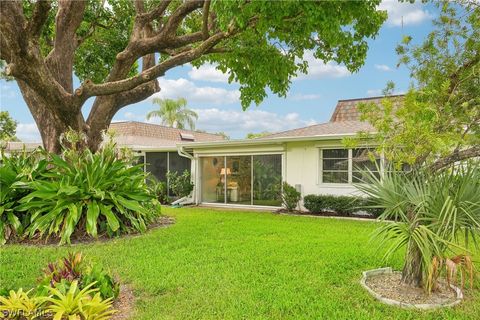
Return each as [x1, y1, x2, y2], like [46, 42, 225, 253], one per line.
[0, 0, 439, 142]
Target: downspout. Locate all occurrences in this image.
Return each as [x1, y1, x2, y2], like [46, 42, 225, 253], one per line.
[172, 145, 195, 206]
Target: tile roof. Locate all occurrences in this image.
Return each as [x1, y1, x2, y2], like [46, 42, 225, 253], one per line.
[109, 121, 225, 149]
[330, 94, 404, 122]
[261, 95, 404, 139]
[259, 121, 375, 139]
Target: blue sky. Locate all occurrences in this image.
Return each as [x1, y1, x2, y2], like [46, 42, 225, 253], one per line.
[0, 0, 438, 142]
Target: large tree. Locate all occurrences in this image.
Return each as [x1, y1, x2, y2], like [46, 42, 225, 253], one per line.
[0, 0, 386, 152]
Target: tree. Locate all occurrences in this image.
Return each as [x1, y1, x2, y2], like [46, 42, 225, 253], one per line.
[355, 1, 480, 288]
[0, 111, 18, 141]
[245, 131, 271, 139]
[357, 1, 480, 171]
[359, 163, 480, 291]
[0, 0, 386, 153]
[146, 97, 198, 130]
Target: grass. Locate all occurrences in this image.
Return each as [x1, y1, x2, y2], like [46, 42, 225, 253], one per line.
[1, 207, 479, 319]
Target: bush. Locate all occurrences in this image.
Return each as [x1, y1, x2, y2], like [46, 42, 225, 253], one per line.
[167, 170, 194, 198]
[16, 140, 161, 244]
[281, 182, 301, 212]
[148, 177, 169, 204]
[0, 149, 48, 244]
[303, 194, 382, 217]
[38, 252, 119, 300]
[0, 253, 117, 320]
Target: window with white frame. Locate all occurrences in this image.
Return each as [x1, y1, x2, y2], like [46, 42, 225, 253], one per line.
[321, 149, 349, 183]
[320, 148, 381, 184]
[352, 148, 381, 182]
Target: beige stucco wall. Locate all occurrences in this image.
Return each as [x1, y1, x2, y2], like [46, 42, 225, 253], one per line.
[188, 138, 365, 208]
[283, 140, 362, 209]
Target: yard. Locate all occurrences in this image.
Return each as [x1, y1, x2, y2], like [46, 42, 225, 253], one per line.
[1, 207, 479, 320]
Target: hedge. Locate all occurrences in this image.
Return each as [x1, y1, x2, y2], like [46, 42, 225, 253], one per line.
[303, 194, 382, 217]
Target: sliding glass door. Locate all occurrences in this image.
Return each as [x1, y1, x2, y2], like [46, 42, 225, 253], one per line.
[253, 155, 282, 206]
[200, 154, 282, 206]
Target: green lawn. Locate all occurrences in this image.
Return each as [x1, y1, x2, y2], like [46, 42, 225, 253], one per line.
[1, 207, 479, 319]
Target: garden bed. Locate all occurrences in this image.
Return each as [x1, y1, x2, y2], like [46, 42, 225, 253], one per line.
[277, 209, 377, 220]
[6, 216, 175, 246]
[361, 267, 463, 309]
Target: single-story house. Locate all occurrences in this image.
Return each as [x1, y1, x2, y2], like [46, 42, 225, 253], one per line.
[6, 95, 399, 209]
[176, 96, 396, 209]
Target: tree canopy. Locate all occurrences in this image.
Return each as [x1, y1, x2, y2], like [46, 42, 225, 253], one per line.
[353, 1, 480, 170]
[0, 111, 18, 141]
[0, 0, 386, 152]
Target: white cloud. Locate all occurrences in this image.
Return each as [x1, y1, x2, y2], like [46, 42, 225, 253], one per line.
[289, 93, 321, 101]
[188, 64, 230, 83]
[295, 50, 350, 80]
[17, 123, 41, 142]
[374, 64, 393, 72]
[366, 89, 382, 97]
[379, 0, 433, 27]
[154, 78, 240, 105]
[187, 108, 317, 138]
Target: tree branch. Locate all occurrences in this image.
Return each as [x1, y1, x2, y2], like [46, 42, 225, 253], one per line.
[202, 0, 211, 39]
[160, 0, 204, 38]
[430, 145, 480, 171]
[27, 0, 52, 39]
[137, 0, 172, 26]
[76, 31, 227, 100]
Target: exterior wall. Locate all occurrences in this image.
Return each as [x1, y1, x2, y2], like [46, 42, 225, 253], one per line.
[283, 140, 363, 209]
[188, 139, 369, 209]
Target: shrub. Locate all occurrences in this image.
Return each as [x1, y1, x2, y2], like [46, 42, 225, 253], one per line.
[0, 288, 45, 319]
[303, 194, 381, 216]
[0, 149, 48, 244]
[16, 140, 161, 244]
[43, 280, 115, 320]
[148, 177, 169, 204]
[38, 252, 119, 300]
[281, 182, 301, 212]
[167, 170, 194, 198]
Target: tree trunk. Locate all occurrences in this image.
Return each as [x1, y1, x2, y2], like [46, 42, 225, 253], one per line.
[17, 81, 86, 153]
[401, 240, 423, 287]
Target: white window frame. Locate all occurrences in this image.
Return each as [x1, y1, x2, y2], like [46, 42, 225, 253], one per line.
[319, 148, 382, 185]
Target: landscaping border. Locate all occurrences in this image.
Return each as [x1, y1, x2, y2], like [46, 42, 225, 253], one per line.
[360, 267, 463, 310]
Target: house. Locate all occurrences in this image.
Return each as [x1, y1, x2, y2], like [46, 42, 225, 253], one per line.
[176, 95, 402, 209]
[5, 95, 399, 209]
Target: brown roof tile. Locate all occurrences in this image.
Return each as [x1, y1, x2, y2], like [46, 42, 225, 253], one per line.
[109, 121, 225, 148]
[261, 95, 404, 139]
[330, 94, 404, 122]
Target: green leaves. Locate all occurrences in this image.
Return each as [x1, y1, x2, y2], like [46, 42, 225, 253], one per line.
[2, 141, 161, 245]
[360, 162, 480, 292]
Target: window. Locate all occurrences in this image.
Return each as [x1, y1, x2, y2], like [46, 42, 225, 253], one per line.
[320, 148, 382, 184]
[352, 148, 381, 182]
[321, 149, 349, 183]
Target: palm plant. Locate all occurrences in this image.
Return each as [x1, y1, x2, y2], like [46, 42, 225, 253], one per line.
[146, 98, 198, 130]
[358, 162, 480, 292]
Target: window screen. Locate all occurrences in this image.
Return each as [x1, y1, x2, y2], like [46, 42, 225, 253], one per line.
[322, 149, 349, 183]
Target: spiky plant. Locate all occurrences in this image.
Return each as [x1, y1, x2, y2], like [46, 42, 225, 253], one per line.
[358, 162, 480, 292]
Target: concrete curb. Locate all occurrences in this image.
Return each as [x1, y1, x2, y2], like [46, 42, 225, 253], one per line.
[360, 267, 463, 310]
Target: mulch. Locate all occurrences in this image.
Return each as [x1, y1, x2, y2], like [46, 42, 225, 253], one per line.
[365, 272, 458, 305]
[6, 216, 175, 246]
[276, 209, 377, 220]
[111, 284, 136, 320]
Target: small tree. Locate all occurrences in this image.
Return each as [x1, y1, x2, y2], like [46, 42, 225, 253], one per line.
[146, 98, 198, 130]
[358, 163, 480, 291]
[281, 182, 301, 212]
[0, 111, 18, 141]
[356, 1, 480, 171]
